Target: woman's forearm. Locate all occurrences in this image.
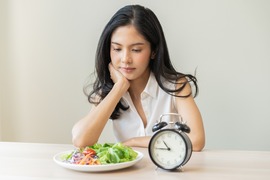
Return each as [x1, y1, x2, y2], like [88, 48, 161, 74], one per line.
[122, 136, 151, 148]
[72, 82, 129, 148]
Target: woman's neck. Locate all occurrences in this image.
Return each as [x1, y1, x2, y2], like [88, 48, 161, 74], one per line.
[128, 70, 151, 99]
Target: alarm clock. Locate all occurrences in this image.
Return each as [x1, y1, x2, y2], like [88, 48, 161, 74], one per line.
[148, 113, 192, 170]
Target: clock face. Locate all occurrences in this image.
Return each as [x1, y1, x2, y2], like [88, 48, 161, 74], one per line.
[149, 129, 187, 170]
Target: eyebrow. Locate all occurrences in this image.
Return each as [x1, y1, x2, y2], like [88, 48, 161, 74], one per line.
[111, 42, 145, 46]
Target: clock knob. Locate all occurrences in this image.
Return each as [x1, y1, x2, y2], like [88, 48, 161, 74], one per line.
[152, 121, 168, 132]
[175, 122, 191, 133]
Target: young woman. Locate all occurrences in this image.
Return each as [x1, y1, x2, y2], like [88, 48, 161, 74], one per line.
[72, 5, 205, 151]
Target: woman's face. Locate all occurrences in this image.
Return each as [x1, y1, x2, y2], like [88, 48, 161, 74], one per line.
[110, 25, 153, 81]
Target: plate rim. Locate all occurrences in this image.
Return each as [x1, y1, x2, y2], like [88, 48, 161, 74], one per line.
[53, 149, 144, 172]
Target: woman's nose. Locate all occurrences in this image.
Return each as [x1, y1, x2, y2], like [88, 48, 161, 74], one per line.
[121, 51, 131, 64]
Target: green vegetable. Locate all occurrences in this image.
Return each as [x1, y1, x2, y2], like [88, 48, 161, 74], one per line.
[88, 143, 138, 164]
[61, 152, 73, 161]
[61, 149, 78, 161]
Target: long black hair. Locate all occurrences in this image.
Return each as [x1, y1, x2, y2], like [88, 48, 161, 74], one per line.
[85, 5, 198, 119]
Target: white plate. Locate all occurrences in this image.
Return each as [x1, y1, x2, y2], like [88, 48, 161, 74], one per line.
[53, 150, 143, 172]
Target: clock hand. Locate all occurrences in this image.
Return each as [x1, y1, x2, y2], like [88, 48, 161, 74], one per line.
[163, 141, 171, 151]
[155, 147, 169, 150]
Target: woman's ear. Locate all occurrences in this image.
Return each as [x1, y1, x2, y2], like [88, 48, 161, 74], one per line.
[151, 51, 156, 59]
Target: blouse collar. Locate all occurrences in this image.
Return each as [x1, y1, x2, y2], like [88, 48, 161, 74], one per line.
[122, 72, 158, 106]
[142, 72, 158, 98]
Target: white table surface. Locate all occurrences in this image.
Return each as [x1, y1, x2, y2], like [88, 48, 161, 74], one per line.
[0, 142, 270, 180]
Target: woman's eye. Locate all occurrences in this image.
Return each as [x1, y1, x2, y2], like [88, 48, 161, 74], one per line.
[113, 48, 121, 52]
[132, 49, 142, 52]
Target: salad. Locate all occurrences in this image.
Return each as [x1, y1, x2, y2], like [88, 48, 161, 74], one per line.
[61, 143, 138, 165]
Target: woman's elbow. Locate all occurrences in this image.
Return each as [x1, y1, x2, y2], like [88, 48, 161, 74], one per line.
[72, 131, 88, 148]
[192, 137, 205, 152]
[72, 134, 84, 148]
[193, 143, 205, 152]
[71, 131, 97, 148]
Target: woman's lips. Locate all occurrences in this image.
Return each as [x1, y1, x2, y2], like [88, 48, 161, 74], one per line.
[121, 67, 135, 73]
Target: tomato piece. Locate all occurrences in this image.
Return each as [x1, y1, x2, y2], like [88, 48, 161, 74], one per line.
[83, 148, 96, 156]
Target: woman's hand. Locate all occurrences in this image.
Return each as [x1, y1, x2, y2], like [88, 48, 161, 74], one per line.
[109, 63, 130, 89]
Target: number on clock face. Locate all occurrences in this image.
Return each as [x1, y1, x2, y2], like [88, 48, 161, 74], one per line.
[150, 130, 187, 169]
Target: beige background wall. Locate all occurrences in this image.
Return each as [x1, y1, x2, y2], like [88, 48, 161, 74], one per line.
[1, 0, 270, 150]
[0, 0, 8, 140]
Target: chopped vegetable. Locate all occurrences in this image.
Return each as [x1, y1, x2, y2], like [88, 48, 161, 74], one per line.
[62, 143, 138, 165]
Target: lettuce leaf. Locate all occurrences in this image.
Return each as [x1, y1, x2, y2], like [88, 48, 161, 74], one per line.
[88, 143, 138, 164]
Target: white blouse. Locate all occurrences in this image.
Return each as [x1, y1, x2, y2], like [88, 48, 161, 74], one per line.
[111, 73, 179, 142]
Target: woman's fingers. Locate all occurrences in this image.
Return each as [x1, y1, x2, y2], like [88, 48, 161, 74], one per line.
[108, 63, 130, 88]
